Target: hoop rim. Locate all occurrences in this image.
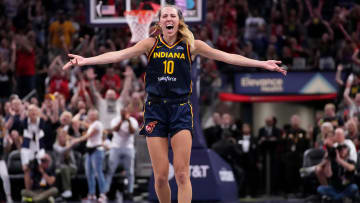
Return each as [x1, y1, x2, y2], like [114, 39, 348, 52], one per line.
[124, 9, 157, 24]
[124, 9, 156, 17]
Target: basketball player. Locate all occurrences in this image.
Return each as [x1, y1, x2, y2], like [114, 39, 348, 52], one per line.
[63, 5, 286, 203]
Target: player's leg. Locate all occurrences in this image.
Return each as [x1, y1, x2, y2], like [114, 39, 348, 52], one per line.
[171, 129, 192, 203]
[147, 137, 171, 203]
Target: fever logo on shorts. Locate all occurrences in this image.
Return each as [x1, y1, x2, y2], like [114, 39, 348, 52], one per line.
[145, 121, 158, 134]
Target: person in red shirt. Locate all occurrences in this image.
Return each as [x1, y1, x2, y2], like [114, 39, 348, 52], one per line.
[48, 70, 70, 100]
[101, 66, 122, 94]
[47, 56, 70, 100]
[14, 31, 36, 98]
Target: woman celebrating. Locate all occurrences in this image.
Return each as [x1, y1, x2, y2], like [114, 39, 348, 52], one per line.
[63, 5, 286, 203]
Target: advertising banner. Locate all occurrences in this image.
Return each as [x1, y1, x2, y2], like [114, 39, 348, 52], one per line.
[234, 72, 338, 95]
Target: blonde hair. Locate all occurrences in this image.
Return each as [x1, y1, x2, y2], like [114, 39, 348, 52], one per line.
[324, 103, 336, 112]
[152, 5, 195, 48]
[60, 111, 73, 120]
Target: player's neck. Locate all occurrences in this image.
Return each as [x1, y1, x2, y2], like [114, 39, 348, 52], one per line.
[162, 34, 177, 46]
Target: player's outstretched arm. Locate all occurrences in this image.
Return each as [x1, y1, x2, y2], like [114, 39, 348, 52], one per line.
[63, 38, 156, 70]
[193, 40, 287, 75]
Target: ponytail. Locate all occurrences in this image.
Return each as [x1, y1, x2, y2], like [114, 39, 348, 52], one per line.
[178, 19, 195, 48]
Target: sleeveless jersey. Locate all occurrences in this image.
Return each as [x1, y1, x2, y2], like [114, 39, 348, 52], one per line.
[145, 35, 192, 98]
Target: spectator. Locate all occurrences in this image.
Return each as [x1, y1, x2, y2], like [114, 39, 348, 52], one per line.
[0, 117, 13, 203]
[333, 128, 357, 163]
[21, 153, 58, 203]
[345, 119, 359, 149]
[21, 104, 47, 190]
[203, 112, 223, 148]
[101, 66, 122, 94]
[244, 8, 265, 42]
[317, 32, 336, 70]
[212, 114, 243, 196]
[266, 44, 279, 61]
[300, 122, 334, 178]
[73, 109, 107, 202]
[48, 10, 76, 53]
[242, 41, 259, 61]
[89, 66, 132, 130]
[344, 92, 360, 119]
[283, 114, 309, 194]
[315, 122, 334, 148]
[39, 94, 59, 151]
[317, 144, 358, 201]
[0, 40, 15, 102]
[258, 116, 282, 142]
[27, 0, 46, 47]
[69, 78, 93, 114]
[47, 56, 70, 100]
[281, 46, 293, 69]
[14, 31, 36, 98]
[53, 128, 80, 199]
[320, 103, 344, 128]
[342, 67, 360, 101]
[281, 0, 303, 41]
[238, 123, 260, 197]
[258, 116, 282, 194]
[312, 128, 357, 188]
[105, 103, 139, 200]
[200, 59, 219, 105]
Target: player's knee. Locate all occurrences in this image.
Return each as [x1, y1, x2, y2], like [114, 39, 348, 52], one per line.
[155, 175, 168, 188]
[175, 170, 189, 186]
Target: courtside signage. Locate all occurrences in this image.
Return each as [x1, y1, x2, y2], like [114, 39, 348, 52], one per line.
[234, 72, 338, 95]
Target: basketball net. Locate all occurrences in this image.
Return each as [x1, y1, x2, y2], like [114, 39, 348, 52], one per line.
[124, 3, 160, 43]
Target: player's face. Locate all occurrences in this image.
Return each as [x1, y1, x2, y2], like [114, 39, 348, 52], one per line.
[159, 7, 179, 38]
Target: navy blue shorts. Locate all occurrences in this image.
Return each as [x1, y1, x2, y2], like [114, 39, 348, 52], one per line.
[139, 97, 193, 138]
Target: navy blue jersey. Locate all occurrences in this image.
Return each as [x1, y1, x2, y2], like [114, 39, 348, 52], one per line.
[145, 35, 192, 98]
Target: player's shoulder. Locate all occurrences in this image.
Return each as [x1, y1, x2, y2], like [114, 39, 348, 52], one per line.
[140, 37, 157, 45]
[136, 37, 158, 49]
[191, 39, 207, 54]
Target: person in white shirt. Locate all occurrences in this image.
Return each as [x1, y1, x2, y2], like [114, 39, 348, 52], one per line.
[344, 93, 360, 119]
[20, 105, 47, 190]
[74, 109, 107, 202]
[334, 128, 357, 163]
[88, 67, 133, 130]
[105, 104, 139, 199]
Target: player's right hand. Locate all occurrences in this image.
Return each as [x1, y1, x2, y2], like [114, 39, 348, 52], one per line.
[63, 54, 87, 70]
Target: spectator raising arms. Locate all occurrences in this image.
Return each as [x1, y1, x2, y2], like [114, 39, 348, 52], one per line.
[72, 109, 107, 202]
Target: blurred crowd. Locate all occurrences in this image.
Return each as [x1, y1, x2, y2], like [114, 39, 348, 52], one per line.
[0, 0, 360, 202]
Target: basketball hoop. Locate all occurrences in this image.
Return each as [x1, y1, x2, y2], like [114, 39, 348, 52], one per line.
[124, 10, 157, 43]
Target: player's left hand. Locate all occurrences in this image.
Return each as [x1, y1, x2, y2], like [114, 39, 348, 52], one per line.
[262, 60, 287, 76]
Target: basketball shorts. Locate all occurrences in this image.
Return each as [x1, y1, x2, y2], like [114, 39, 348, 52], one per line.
[139, 97, 193, 138]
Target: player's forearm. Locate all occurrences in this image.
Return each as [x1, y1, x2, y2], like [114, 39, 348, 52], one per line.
[85, 51, 122, 65]
[85, 47, 141, 66]
[227, 54, 265, 69]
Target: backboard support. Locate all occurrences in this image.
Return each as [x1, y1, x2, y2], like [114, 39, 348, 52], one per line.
[87, 0, 205, 26]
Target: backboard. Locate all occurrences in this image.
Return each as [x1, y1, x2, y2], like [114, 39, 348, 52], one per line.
[87, 0, 205, 26]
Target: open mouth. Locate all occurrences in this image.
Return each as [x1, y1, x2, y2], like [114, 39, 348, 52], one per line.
[166, 25, 174, 30]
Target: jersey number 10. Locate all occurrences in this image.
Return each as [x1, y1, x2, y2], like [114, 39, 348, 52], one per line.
[163, 60, 174, 75]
